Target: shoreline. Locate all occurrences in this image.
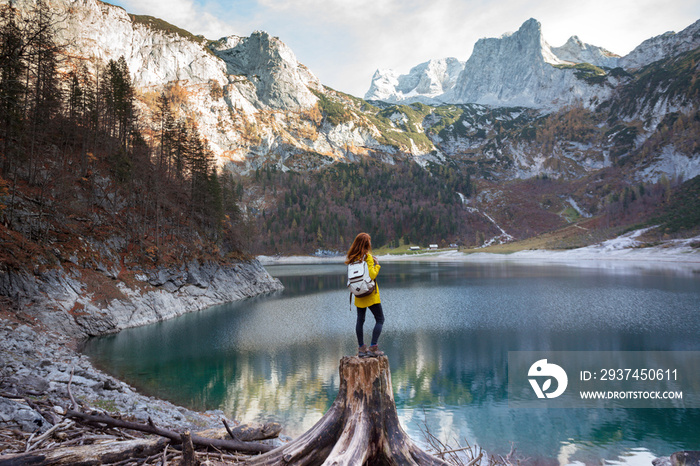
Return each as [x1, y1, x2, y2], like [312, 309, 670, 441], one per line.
[2, 236, 698, 461]
[258, 231, 700, 272]
[0, 259, 285, 442]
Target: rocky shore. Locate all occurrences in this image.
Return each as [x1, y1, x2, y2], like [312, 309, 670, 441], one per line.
[0, 322, 226, 432]
[1, 259, 284, 339]
[0, 259, 284, 438]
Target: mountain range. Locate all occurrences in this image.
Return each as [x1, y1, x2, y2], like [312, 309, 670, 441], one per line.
[1, 2, 699, 457]
[1, 0, 699, 255]
[366, 17, 700, 108]
[7, 0, 693, 175]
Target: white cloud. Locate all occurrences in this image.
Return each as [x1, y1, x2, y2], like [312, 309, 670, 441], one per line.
[114, 0, 236, 40]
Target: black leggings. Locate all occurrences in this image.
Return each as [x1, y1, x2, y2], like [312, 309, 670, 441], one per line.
[356, 303, 384, 347]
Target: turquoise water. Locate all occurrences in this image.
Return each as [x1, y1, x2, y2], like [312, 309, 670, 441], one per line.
[83, 261, 700, 464]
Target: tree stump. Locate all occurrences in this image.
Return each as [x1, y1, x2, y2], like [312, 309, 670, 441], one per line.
[245, 355, 449, 465]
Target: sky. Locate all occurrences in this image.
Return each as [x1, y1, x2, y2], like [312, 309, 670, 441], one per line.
[109, 0, 700, 97]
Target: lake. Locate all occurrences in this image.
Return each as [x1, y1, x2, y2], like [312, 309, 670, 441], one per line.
[83, 259, 700, 464]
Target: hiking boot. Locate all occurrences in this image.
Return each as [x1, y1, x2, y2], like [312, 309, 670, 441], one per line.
[367, 345, 385, 357]
[358, 345, 369, 358]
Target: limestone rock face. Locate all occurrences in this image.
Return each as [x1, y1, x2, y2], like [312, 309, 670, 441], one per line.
[365, 58, 465, 104]
[450, 18, 612, 109]
[0, 260, 283, 338]
[1, 0, 340, 168]
[3, 0, 228, 87]
[365, 19, 622, 109]
[210, 31, 321, 111]
[364, 18, 700, 110]
[620, 19, 700, 70]
[551, 36, 620, 68]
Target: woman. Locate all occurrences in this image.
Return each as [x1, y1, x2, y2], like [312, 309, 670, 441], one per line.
[346, 232, 385, 358]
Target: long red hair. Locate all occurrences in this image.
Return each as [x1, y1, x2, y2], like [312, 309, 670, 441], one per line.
[345, 232, 372, 264]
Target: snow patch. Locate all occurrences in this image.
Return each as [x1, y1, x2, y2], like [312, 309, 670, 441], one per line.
[464, 206, 514, 247]
[585, 227, 656, 252]
[566, 197, 591, 218]
[638, 146, 700, 183]
[364, 58, 465, 104]
[375, 228, 700, 273]
[388, 112, 408, 125]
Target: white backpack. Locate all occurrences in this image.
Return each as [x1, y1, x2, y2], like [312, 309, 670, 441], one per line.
[347, 256, 376, 299]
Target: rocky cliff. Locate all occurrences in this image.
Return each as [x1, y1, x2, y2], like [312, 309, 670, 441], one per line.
[550, 36, 620, 68]
[450, 18, 614, 109]
[365, 58, 465, 104]
[1, 0, 396, 170]
[1, 258, 283, 339]
[3, 0, 227, 87]
[619, 19, 700, 70]
[365, 19, 621, 109]
[210, 32, 322, 111]
[364, 18, 699, 110]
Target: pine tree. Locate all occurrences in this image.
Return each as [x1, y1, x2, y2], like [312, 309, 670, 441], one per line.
[173, 119, 188, 180]
[0, 4, 26, 175]
[115, 57, 135, 148]
[156, 92, 171, 172]
[102, 56, 135, 149]
[23, 0, 62, 183]
[28, 0, 61, 128]
[68, 71, 82, 123]
[207, 170, 224, 235]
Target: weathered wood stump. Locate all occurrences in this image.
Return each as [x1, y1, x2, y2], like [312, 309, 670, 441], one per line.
[245, 355, 449, 465]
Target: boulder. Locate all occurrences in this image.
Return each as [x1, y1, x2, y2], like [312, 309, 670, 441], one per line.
[0, 396, 52, 433]
[672, 451, 700, 466]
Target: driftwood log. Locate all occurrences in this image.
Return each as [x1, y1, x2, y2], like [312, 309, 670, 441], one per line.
[64, 410, 274, 454]
[0, 437, 169, 465]
[245, 355, 449, 465]
[216, 419, 283, 442]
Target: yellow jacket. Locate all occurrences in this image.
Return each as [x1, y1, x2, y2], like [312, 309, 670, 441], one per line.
[354, 253, 381, 308]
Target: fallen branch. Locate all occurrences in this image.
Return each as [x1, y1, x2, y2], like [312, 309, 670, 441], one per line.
[221, 419, 282, 442]
[467, 452, 484, 466]
[66, 410, 274, 454]
[67, 367, 79, 412]
[25, 419, 74, 452]
[222, 418, 236, 440]
[439, 446, 481, 458]
[24, 432, 36, 452]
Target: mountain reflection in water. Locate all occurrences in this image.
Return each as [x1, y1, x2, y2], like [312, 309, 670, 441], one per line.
[84, 261, 700, 464]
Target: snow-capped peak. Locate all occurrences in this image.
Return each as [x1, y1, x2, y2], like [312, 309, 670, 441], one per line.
[364, 17, 633, 109]
[551, 36, 620, 68]
[364, 57, 465, 104]
[620, 18, 700, 70]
